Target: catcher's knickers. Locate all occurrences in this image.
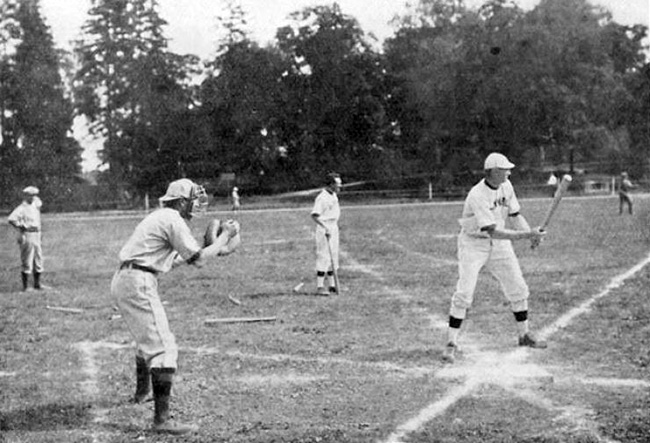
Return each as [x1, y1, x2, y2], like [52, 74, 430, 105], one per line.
[450, 235, 529, 319]
[111, 269, 178, 369]
[19, 231, 43, 274]
[315, 222, 339, 272]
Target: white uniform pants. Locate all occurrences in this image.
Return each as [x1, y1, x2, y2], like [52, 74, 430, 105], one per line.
[19, 231, 43, 274]
[450, 235, 529, 319]
[315, 221, 339, 272]
[111, 269, 178, 369]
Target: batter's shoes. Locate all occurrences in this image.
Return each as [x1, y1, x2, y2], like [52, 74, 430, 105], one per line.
[518, 333, 547, 349]
[441, 342, 459, 363]
[317, 287, 329, 296]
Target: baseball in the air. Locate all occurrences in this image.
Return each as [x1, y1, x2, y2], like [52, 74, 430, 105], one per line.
[563, 174, 572, 182]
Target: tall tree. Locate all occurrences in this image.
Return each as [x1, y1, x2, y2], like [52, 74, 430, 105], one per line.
[2, 0, 82, 206]
[276, 3, 391, 182]
[0, 0, 21, 203]
[74, 0, 197, 195]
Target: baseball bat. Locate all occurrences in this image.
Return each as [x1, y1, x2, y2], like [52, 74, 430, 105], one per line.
[540, 174, 572, 231]
[325, 233, 340, 294]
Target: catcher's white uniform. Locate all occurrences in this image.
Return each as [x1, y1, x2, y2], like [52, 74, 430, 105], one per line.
[451, 178, 529, 318]
[311, 189, 340, 271]
[110, 207, 201, 369]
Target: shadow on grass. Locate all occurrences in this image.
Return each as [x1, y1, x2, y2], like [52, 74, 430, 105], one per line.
[0, 403, 92, 431]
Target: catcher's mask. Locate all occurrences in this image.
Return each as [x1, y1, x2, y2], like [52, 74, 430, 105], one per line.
[160, 179, 209, 219]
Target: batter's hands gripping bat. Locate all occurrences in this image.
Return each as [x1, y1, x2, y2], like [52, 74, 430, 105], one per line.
[325, 233, 340, 295]
[532, 174, 572, 249]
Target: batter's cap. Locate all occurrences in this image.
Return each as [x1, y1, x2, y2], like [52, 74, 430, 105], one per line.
[23, 186, 39, 195]
[159, 179, 198, 202]
[484, 152, 515, 170]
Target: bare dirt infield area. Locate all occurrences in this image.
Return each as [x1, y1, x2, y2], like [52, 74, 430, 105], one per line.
[1, 194, 649, 443]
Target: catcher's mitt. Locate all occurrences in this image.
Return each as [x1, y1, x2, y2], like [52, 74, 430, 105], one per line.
[204, 219, 223, 247]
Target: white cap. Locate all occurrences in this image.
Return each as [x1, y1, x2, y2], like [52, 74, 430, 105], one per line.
[484, 152, 515, 170]
[159, 179, 197, 202]
[23, 186, 39, 195]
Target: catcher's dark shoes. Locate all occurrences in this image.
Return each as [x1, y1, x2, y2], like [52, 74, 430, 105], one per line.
[518, 333, 547, 349]
[441, 342, 459, 363]
[152, 420, 198, 435]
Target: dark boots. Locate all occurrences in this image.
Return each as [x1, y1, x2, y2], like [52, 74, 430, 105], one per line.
[150, 368, 197, 435]
[132, 356, 151, 403]
[21, 273, 28, 291]
[21, 272, 42, 291]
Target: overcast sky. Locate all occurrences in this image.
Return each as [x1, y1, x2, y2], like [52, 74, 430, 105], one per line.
[37, 0, 649, 171]
[42, 0, 649, 59]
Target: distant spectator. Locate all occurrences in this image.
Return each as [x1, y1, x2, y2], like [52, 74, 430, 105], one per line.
[619, 172, 636, 215]
[231, 186, 241, 212]
[8, 186, 44, 291]
[546, 173, 558, 197]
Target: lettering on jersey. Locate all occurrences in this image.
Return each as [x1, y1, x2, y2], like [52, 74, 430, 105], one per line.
[490, 196, 508, 210]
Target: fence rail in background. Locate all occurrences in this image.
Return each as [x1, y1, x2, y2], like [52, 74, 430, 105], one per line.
[1, 176, 646, 215]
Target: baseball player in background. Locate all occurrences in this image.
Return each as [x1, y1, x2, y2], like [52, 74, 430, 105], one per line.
[231, 186, 241, 211]
[442, 153, 547, 363]
[618, 172, 635, 215]
[8, 186, 44, 291]
[311, 172, 342, 295]
[110, 178, 241, 435]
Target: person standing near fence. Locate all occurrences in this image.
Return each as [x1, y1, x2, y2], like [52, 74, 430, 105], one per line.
[8, 186, 44, 291]
[311, 172, 342, 295]
[231, 186, 241, 211]
[618, 172, 635, 215]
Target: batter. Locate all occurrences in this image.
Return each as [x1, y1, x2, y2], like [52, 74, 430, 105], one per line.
[442, 153, 547, 363]
[8, 186, 44, 291]
[311, 172, 342, 295]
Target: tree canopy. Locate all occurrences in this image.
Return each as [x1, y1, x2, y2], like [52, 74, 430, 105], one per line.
[0, 0, 647, 209]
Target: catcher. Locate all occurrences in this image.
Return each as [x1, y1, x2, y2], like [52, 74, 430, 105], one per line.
[110, 178, 240, 435]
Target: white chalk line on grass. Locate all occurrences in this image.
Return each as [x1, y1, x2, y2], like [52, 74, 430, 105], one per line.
[538, 251, 650, 340]
[73, 341, 129, 443]
[374, 229, 457, 268]
[381, 252, 650, 443]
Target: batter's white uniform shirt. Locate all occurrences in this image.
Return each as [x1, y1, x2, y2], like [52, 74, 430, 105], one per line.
[311, 189, 340, 271]
[8, 197, 43, 273]
[450, 179, 529, 317]
[111, 207, 202, 369]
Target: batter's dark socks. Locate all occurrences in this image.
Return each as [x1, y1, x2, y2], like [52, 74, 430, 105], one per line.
[514, 311, 528, 322]
[449, 316, 463, 329]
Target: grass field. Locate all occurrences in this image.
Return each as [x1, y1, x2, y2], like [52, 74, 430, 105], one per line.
[1, 193, 650, 443]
